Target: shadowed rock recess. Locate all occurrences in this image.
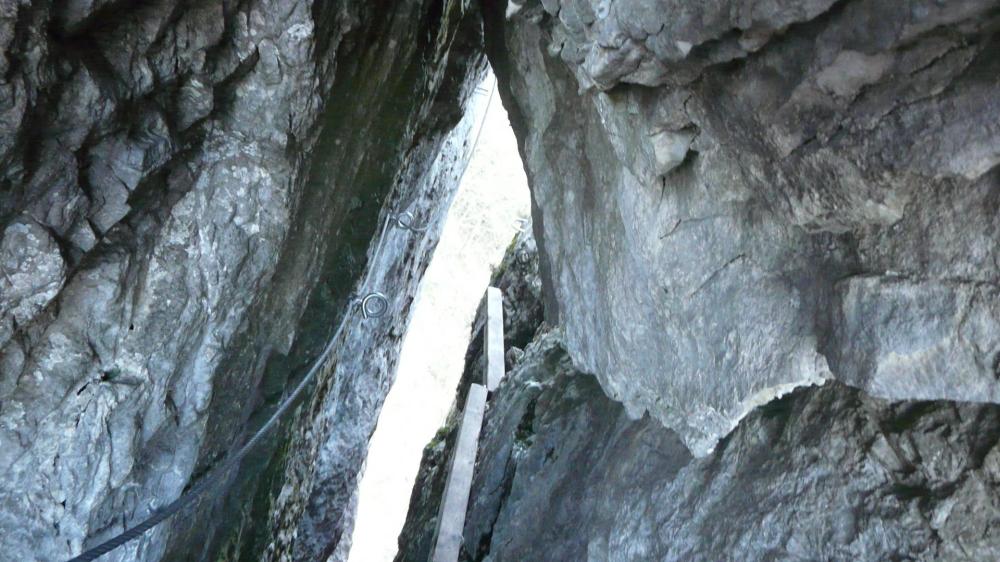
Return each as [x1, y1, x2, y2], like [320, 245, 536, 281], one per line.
[0, 1, 486, 560]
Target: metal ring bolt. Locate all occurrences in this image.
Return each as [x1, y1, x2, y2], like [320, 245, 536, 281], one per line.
[393, 211, 428, 232]
[360, 292, 389, 319]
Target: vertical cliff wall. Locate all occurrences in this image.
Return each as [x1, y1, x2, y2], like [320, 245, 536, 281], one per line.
[0, 1, 486, 560]
[395, 227, 545, 562]
[484, 0, 1000, 456]
[5, 0, 999, 560]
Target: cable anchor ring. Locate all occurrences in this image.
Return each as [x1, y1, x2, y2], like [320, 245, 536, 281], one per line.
[360, 292, 389, 319]
[393, 211, 429, 232]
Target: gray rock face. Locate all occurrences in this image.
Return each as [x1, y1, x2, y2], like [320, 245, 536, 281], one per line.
[483, 0, 1000, 455]
[399, 5, 1000, 551]
[451, 331, 1000, 561]
[397, 236, 1000, 561]
[0, 1, 485, 561]
[0, 218, 65, 356]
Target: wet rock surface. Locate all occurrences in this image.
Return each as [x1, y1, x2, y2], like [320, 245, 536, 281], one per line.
[0, 1, 485, 560]
[484, 0, 1000, 455]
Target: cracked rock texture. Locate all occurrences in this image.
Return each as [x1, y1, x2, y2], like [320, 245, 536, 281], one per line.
[0, 1, 485, 561]
[484, 0, 1000, 455]
[399, 3, 1000, 551]
[399, 235, 1000, 561]
[448, 332, 1000, 561]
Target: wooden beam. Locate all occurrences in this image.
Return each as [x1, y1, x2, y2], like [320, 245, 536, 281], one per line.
[430, 287, 506, 561]
[431, 383, 489, 562]
[484, 286, 505, 391]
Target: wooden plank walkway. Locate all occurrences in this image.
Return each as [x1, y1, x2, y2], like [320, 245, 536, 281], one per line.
[431, 286, 506, 562]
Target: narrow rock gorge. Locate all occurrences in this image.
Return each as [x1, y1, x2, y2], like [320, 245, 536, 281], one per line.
[1, 0, 998, 561]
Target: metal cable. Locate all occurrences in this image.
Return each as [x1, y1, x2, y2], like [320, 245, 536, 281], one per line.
[457, 75, 496, 187]
[66, 316, 353, 562]
[359, 213, 393, 292]
[354, 78, 493, 310]
[444, 77, 498, 261]
[66, 73, 497, 562]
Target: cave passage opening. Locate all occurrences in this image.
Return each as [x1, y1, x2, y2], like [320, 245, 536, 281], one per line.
[346, 69, 530, 562]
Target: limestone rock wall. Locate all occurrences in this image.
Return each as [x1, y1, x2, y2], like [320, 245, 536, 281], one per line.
[397, 218, 1000, 562]
[450, 331, 1000, 561]
[0, 1, 485, 560]
[483, 0, 1000, 455]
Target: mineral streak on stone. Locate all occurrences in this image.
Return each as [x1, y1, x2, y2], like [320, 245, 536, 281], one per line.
[0, 1, 485, 561]
[482, 0, 1000, 455]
